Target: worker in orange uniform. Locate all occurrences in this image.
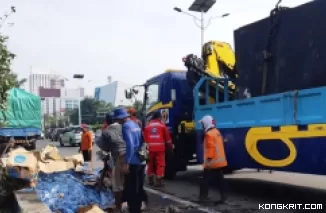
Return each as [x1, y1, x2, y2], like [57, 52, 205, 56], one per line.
[143, 111, 173, 187]
[79, 124, 93, 170]
[127, 107, 142, 128]
[199, 115, 227, 204]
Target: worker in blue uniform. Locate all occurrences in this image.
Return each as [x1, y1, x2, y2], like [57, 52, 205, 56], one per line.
[113, 107, 145, 213]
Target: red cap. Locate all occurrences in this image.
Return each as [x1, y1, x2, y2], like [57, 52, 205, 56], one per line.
[81, 124, 88, 129]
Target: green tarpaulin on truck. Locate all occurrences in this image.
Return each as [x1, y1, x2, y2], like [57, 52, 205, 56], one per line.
[0, 88, 41, 129]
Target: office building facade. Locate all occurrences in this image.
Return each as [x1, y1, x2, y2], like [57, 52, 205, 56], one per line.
[94, 81, 143, 106]
[29, 73, 65, 95]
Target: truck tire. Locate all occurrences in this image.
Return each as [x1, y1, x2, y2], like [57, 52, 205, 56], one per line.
[223, 167, 235, 174]
[164, 150, 177, 180]
[165, 163, 177, 180]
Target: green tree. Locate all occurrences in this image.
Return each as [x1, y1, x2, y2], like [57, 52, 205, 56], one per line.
[44, 114, 56, 128]
[125, 100, 143, 117]
[133, 100, 143, 114]
[0, 36, 15, 126]
[69, 97, 114, 125]
[0, 6, 26, 127]
[14, 78, 27, 88]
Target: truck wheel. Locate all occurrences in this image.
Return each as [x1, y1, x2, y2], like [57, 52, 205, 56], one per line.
[165, 164, 177, 180]
[164, 151, 177, 180]
[223, 167, 235, 174]
[60, 139, 64, 147]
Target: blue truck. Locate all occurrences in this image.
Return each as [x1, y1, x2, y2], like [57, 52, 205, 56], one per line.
[0, 88, 42, 152]
[126, 70, 196, 179]
[193, 77, 326, 175]
[125, 0, 326, 178]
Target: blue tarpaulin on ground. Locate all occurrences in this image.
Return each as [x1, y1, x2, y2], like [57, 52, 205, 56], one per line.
[35, 169, 115, 213]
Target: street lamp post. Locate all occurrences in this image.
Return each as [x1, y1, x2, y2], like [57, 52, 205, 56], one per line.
[73, 74, 84, 126]
[41, 97, 46, 131]
[64, 75, 90, 126]
[173, 0, 229, 50]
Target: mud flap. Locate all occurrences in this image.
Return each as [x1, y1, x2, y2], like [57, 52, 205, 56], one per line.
[164, 149, 176, 180]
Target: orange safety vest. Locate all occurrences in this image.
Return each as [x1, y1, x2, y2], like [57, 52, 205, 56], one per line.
[80, 130, 93, 151]
[203, 128, 227, 169]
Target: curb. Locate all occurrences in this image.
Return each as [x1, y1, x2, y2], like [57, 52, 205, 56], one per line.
[15, 189, 51, 213]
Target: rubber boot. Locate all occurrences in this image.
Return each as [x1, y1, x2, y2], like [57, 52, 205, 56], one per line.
[148, 175, 154, 186]
[114, 191, 122, 212]
[155, 177, 164, 187]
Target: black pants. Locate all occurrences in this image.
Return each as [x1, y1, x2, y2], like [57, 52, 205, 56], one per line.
[82, 150, 92, 162]
[199, 168, 227, 201]
[122, 165, 145, 213]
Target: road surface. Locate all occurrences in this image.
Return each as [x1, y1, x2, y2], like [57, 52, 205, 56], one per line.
[37, 140, 326, 213]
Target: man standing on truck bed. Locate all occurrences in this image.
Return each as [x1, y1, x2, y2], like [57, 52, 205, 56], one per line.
[199, 115, 227, 203]
[143, 111, 173, 187]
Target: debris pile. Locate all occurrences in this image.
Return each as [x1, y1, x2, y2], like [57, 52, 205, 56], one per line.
[1, 145, 115, 213]
[36, 169, 114, 213]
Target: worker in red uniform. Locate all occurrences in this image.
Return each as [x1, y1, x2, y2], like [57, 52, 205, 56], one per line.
[127, 107, 142, 128]
[143, 111, 173, 187]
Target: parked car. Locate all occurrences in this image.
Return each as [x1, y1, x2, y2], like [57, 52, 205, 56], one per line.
[59, 127, 95, 147]
[52, 128, 65, 141]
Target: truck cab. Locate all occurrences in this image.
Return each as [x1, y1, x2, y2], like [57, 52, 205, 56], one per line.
[126, 70, 197, 179]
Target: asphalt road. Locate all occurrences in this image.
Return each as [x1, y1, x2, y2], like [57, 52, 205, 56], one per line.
[37, 140, 326, 213]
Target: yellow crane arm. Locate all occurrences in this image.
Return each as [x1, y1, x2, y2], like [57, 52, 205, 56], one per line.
[202, 41, 237, 89]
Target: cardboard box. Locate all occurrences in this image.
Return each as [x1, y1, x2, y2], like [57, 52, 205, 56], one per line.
[4, 145, 84, 176]
[40, 145, 62, 161]
[38, 160, 75, 174]
[5, 147, 38, 180]
[77, 205, 105, 213]
[64, 154, 84, 165]
[6, 148, 38, 171]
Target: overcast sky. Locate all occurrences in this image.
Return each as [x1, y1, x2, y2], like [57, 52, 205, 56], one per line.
[0, 0, 310, 95]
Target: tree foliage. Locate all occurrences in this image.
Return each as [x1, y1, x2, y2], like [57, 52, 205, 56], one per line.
[69, 97, 114, 125]
[45, 98, 143, 127]
[0, 7, 26, 127]
[0, 35, 16, 126]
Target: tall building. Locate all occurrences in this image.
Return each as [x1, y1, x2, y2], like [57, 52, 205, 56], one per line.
[94, 81, 144, 106]
[40, 87, 84, 116]
[29, 73, 65, 95]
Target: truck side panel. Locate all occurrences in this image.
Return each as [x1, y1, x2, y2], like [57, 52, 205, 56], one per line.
[0, 128, 41, 137]
[195, 84, 326, 129]
[194, 78, 326, 176]
[196, 126, 326, 175]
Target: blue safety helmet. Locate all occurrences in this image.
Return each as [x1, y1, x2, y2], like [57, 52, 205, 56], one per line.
[113, 107, 129, 119]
